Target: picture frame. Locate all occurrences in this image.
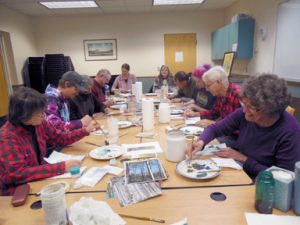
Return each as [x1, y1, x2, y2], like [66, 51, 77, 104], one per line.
[222, 51, 235, 77]
[83, 39, 117, 61]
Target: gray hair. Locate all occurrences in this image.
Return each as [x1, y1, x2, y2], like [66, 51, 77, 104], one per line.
[202, 66, 229, 84]
[241, 74, 291, 117]
[97, 69, 111, 79]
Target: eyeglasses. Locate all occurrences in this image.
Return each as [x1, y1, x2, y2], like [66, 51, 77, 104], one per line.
[240, 101, 260, 113]
[205, 80, 217, 89]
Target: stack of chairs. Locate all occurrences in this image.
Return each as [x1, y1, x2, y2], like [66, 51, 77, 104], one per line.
[22, 54, 75, 93]
[23, 57, 45, 93]
[43, 54, 74, 87]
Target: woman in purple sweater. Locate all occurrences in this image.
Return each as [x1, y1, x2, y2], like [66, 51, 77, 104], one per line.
[187, 74, 300, 178]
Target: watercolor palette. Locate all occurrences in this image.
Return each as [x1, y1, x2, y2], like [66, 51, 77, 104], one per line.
[176, 159, 220, 180]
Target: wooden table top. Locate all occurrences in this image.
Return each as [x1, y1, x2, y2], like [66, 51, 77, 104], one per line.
[28, 112, 252, 194]
[1, 186, 296, 225]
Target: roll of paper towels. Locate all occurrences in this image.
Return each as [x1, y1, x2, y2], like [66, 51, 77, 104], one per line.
[142, 98, 154, 131]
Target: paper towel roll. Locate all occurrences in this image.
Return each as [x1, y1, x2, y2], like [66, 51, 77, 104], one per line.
[142, 98, 154, 131]
[132, 83, 136, 96]
[159, 103, 170, 123]
[135, 82, 143, 102]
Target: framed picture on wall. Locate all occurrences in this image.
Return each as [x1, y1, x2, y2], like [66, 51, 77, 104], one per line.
[222, 51, 235, 77]
[83, 39, 117, 61]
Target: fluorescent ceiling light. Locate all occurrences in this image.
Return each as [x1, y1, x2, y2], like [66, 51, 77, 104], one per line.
[153, 0, 205, 6]
[40, 1, 98, 9]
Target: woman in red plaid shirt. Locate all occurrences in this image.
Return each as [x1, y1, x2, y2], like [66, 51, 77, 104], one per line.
[0, 87, 99, 195]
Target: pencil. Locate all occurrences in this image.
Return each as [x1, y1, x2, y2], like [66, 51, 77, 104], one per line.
[119, 213, 165, 223]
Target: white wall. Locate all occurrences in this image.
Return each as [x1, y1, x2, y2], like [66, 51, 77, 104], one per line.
[0, 5, 38, 84]
[33, 11, 224, 77]
[225, 0, 282, 76]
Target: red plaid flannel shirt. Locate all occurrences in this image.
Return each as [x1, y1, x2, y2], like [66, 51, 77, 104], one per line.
[0, 120, 88, 195]
[200, 83, 241, 120]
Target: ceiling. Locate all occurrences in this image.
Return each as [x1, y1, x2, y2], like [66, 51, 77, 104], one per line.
[0, 0, 238, 16]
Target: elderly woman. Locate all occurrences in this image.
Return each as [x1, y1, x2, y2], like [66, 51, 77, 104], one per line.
[153, 65, 176, 93]
[69, 75, 107, 120]
[171, 71, 198, 103]
[112, 63, 137, 93]
[186, 66, 240, 127]
[184, 64, 216, 114]
[0, 87, 99, 195]
[187, 74, 300, 178]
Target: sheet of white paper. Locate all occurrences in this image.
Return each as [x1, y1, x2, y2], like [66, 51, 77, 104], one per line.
[211, 157, 242, 169]
[103, 165, 124, 175]
[44, 151, 85, 164]
[78, 167, 109, 187]
[50, 166, 87, 179]
[185, 117, 201, 125]
[122, 142, 162, 157]
[245, 212, 300, 225]
[175, 52, 183, 62]
[197, 143, 227, 156]
[232, 43, 238, 51]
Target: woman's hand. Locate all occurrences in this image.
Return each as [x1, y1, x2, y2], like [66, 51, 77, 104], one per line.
[215, 147, 248, 163]
[65, 160, 82, 172]
[85, 120, 100, 133]
[185, 140, 204, 159]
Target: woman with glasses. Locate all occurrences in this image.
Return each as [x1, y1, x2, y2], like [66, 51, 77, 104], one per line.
[0, 87, 100, 195]
[187, 74, 300, 178]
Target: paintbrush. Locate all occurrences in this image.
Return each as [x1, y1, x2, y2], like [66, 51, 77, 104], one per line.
[119, 214, 165, 223]
[187, 132, 195, 166]
[197, 170, 221, 173]
[92, 116, 109, 145]
[85, 142, 102, 147]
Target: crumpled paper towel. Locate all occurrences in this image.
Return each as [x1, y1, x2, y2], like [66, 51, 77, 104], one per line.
[69, 197, 126, 225]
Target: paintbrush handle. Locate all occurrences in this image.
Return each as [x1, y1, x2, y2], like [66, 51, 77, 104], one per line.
[85, 142, 102, 147]
[198, 170, 221, 173]
[119, 214, 165, 223]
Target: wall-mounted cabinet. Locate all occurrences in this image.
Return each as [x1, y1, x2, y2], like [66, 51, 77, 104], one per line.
[212, 18, 255, 60]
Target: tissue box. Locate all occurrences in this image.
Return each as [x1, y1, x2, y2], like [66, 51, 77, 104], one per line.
[266, 166, 295, 212]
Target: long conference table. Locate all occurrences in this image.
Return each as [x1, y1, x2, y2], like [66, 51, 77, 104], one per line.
[28, 111, 253, 194]
[1, 99, 296, 224]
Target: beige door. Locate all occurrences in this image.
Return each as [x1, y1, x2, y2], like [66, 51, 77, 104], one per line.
[164, 33, 197, 75]
[0, 55, 9, 116]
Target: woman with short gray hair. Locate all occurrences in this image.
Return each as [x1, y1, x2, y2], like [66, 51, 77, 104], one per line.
[187, 74, 300, 178]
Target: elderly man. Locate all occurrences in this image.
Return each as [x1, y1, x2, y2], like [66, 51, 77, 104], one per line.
[91, 69, 113, 106]
[69, 75, 107, 120]
[185, 66, 240, 127]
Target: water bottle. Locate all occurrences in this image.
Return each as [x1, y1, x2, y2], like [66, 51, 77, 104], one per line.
[294, 161, 300, 215]
[255, 170, 275, 214]
[104, 84, 110, 98]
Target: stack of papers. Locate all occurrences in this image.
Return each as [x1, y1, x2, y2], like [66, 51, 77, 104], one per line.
[107, 176, 162, 206]
[44, 151, 85, 164]
[211, 157, 242, 170]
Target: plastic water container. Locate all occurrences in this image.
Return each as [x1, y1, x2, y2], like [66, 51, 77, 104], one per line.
[294, 161, 300, 215]
[41, 183, 68, 225]
[166, 130, 186, 162]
